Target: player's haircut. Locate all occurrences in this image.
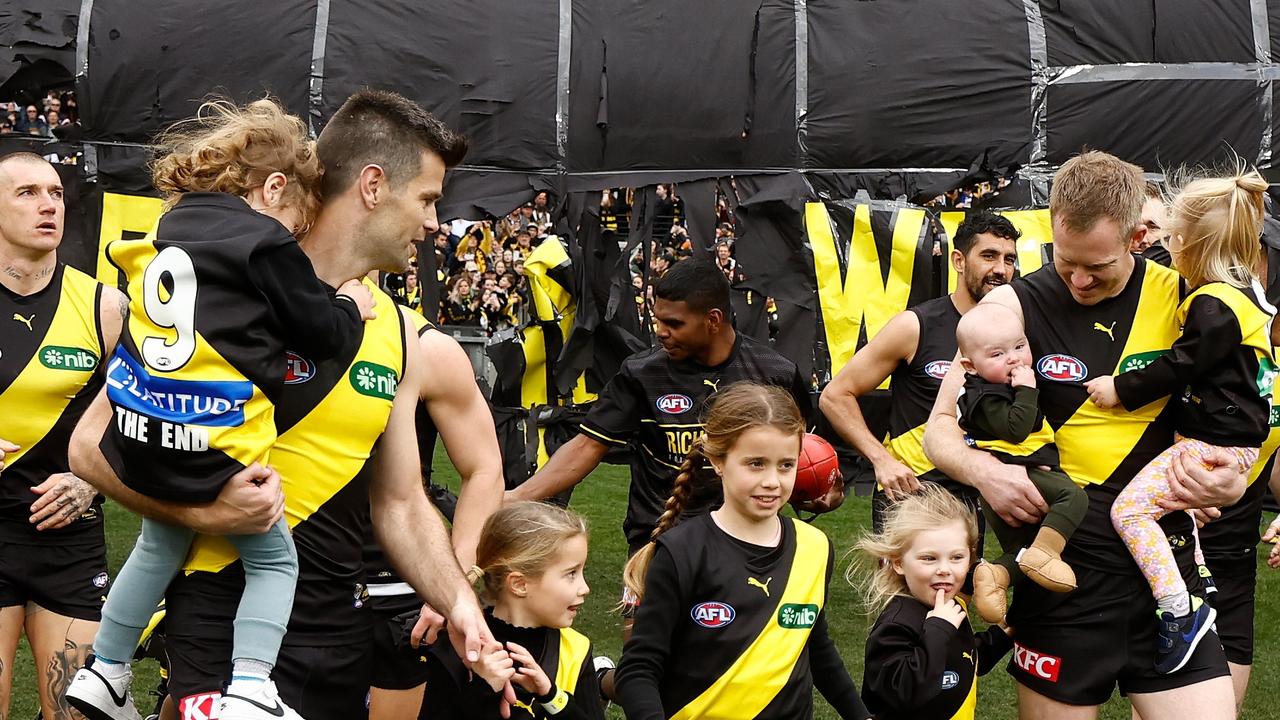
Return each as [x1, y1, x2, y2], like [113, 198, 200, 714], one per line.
[621, 382, 804, 604]
[472, 501, 589, 606]
[150, 97, 322, 231]
[316, 89, 468, 200]
[1145, 180, 1164, 201]
[1050, 151, 1145, 242]
[849, 482, 979, 614]
[1166, 161, 1268, 289]
[0, 151, 53, 176]
[653, 258, 731, 316]
[952, 210, 1021, 255]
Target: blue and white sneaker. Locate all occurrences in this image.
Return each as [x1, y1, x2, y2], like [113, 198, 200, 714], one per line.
[64, 657, 142, 720]
[1154, 595, 1218, 675]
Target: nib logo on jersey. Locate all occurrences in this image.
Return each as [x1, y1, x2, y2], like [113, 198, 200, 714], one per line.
[106, 347, 252, 452]
[350, 361, 398, 400]
[777, 603, 819, 629]
[38, 345, 99, 372]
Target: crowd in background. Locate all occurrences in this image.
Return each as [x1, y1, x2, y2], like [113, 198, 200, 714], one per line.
[1, 87, 80, 140]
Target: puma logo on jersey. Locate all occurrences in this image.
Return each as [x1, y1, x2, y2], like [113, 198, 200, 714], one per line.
[963, 650, 974, 663]
[11, 313, 33, 331]
[747, 576, 772, 597]
[1092, 321, 1116, 341]
[703, 378, 720, 391]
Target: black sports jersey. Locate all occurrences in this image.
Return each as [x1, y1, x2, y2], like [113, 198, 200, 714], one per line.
[363, 312, 436, 602]
[1012, 258, 1186, 572]
[956, 375, 1058, 468]
[1142, 244, 1173, 267]
[579, 334, 811, 550]
[616, 515, 866, 720]
[862, 595, 1013, 720]
[422, 609, 601, 720]
[173, 283, 405, 646]
[1115, 280, 1277, 448]
[887, 296, 962, 481]
[0, 264, 105, 543]
[101, 192, 363, 502]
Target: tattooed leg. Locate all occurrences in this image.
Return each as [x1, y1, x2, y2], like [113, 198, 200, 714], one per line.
[0, 605, 23, 720]
[27, 608, 95, 720]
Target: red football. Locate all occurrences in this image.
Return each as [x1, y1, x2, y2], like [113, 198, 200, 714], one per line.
[793, 433, 841, 503]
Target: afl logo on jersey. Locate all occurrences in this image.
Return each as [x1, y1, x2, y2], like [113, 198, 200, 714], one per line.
[284, 352, 315, 385]
[656, 393, 694, 414]
[941, 670, 960, 690]
[924, 360, 951, 380]
[1036, 354, 1087, 382]
[691, 601, 735, 628]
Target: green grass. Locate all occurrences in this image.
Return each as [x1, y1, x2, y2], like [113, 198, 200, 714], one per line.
[11, 457, 1279, 718]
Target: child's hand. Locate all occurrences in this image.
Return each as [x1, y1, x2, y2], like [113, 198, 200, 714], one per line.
[1010, 365, 1036, 388]
[506, 641, 552, 697]
[1263, 516, 1280, 569]
[1084, 375, 1119, 409]
[337, 279, 377, 320]
[925, 588, 967, 629]
[473, 640, 516, 692]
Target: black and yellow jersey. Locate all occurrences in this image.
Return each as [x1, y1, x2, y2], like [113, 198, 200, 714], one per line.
[887, 295, 962, 482]
[615, 515, 866, 720]
[1012, 257, 1185, 572]
[100, 192, 362, 502]
[579, 334, 812, 551]
[422, 609, 602, 719]
[170, 282, 405, 646]
[956, 374, 1058, 468]
[363, 310, 436, 604]
[862, 595, 1013, 720]
[1114, 280, 1277, 448]
[0, 264, 105, 543]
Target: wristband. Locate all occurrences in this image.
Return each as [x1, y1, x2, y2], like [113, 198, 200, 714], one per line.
[538, 684, 569, 715]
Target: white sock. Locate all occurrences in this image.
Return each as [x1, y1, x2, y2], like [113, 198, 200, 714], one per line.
[226, 658, 272, 695]
[93, 657, 130, 682]
[1157, 591, 1191, 617]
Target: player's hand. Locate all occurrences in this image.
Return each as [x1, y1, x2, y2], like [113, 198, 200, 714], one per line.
[1188, 507, 1220, 529]
[1263, 517, 1280, 569]
[975, 460, 1047, 527]
[874, 458, 920, 502]
[410, 602, 446, 649]
[1084, 376, 1120, 409]
[925, 588, 967, 628]
[338, 279, 376, 320]
[29, 472, 96, 530]
[1158, 447, 1247, 512]
[0, 438, 18, 473]
[792, 478, 846, 514]
[187, 463, 284, 535]
[1010, 365, 1036, 389]
[506, 641, 553, 697]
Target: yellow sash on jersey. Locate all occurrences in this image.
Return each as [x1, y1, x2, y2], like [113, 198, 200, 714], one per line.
[1249, 345, 1280, 486]
[0, 266, 102, 467]
[1057, 263, 1182, 487]
[974, 421, 1055, 460]
[184, 283, 404, 572]
[887, 423, 936, 477]
[556, 627, 591, 694]
[672, 519, 829, 720]
[107, 236, 274, 468]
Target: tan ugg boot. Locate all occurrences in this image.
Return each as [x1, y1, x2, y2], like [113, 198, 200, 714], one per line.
[1018, 527, 1077, 592]
[972, 561, 1011, 624]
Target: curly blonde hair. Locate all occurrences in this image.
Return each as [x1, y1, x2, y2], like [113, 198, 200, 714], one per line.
[150, 97, 321, 232]
[848, 483, 979, 614]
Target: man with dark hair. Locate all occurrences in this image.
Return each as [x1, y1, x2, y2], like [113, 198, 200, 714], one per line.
[820, 210, 1020, 539]
[68, 92, 503, 720]
[508, 257, 828, 619]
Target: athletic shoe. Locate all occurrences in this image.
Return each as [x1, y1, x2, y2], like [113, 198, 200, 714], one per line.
[219, 680, 306, 720]
[1155, 595, 1218, 675]
[64, 657, 142, 720]
[1016, 546, 1077, 592]
[972, 561, 1011, 625]
[593, 654, 616, 711]
[1198, 564, 1218, 600]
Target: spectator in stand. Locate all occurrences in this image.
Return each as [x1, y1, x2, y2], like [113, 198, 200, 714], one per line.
[16, 105, 45, 135]
[653, 184, 683, 239]
[651, 250, 675, 279]
[715, 241, 744, 284]
[532, 191, 552, 228]
[442, 274, 481, 326]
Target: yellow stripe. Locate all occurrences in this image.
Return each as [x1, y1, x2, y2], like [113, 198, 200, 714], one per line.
[974, 421, 1054, 459]
[951, 672, 978, 720]
[97, 192, 162, 286]
[886, 423, 937, 477]
[672, 519, 829, 719]
[1183, 283, 1273, 357]
[580, 425, 626, 446]
[1250, 345, 1280, 486]
[555, 627, 591, 694]
[1057, 263, 1181, 487]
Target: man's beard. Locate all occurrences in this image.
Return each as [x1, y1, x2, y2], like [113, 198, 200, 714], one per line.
[966, 273, 1006, 301]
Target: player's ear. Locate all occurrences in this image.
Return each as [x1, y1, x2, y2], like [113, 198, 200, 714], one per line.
[705, 307, 723, 333]
[506, 571, 528, 598]
[951, 248, 965, 274]
[357, 164, 386, 210]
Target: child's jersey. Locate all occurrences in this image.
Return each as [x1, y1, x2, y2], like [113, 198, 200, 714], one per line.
[1115, 279, 1277, 448]
[423, 609, 602, 719]
[101, 192, 362, 502]
[956, 374, 1058, 468]
[616, 514, 867, 720]
[862, 595, 1013, 720]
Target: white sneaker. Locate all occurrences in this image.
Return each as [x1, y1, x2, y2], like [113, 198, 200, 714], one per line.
[64, 660, 142, 720]
[219, 680, 306, 720]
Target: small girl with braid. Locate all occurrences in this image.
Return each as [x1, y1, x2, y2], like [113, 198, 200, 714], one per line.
[1086, 166, 1277, 674]
[615, 382, 870, 720]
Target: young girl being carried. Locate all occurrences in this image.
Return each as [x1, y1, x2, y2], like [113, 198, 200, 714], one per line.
[420, 501, 604, 719]
[615, 382, 870, 720]
[857, 483, 1014, 720]
[1086, 166, 1277, 674]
